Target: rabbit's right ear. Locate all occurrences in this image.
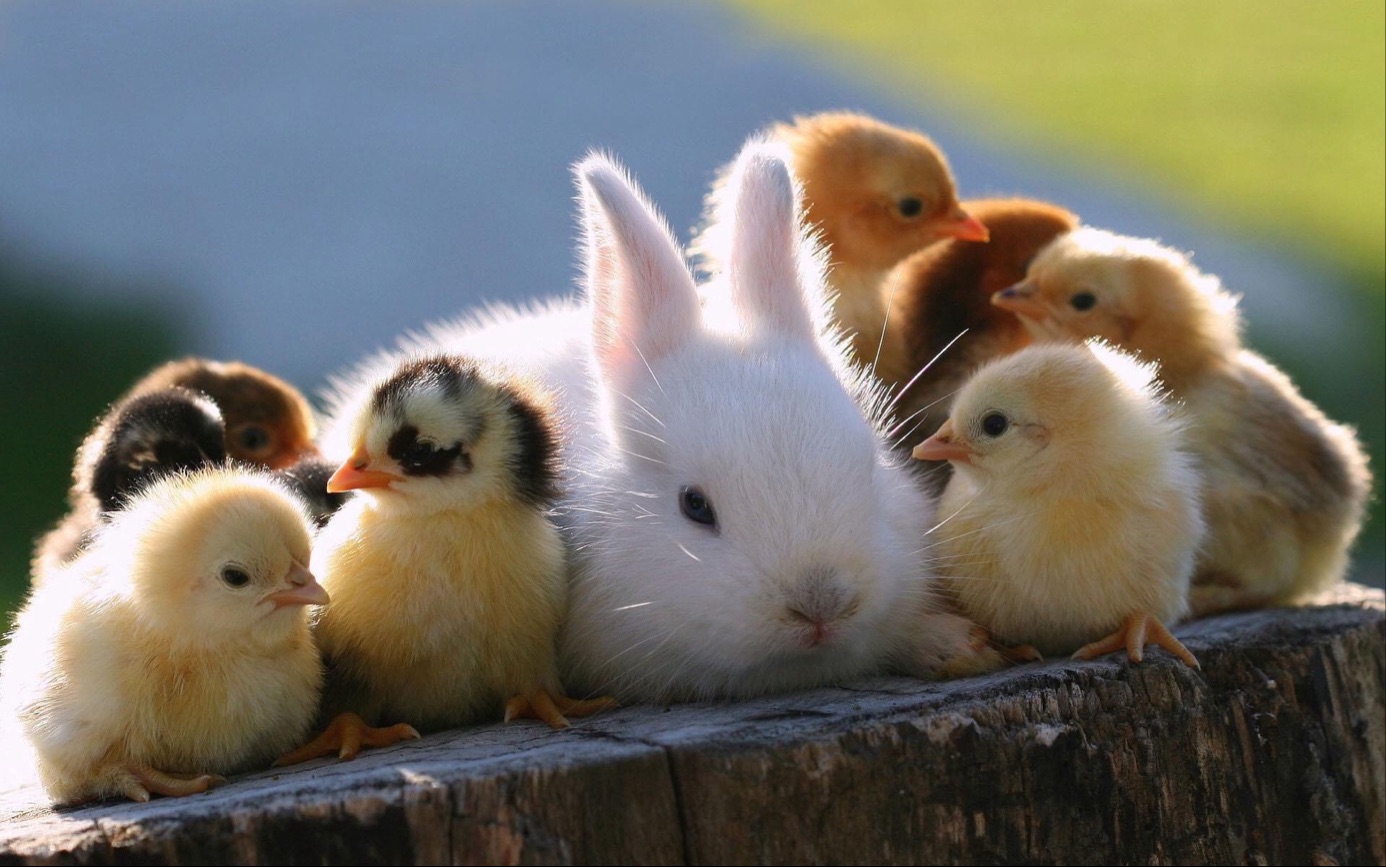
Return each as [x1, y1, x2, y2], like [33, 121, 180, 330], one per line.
[576, 153, 699, 387]
[715, 141, 827, 346]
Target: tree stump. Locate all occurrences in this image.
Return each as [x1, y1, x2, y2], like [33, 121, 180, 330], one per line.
[1, 584, 1381, 866]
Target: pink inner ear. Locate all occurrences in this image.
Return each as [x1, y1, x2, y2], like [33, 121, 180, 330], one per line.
[578, 154, 700, 383]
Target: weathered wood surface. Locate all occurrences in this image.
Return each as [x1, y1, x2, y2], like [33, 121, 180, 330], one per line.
[1, 584, 1381, 866]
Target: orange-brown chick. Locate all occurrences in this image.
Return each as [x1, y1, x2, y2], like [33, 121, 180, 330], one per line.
[129, 357, 319, 469]
[880, 198, 1079, 457]
[994, 228, 1373, 615]
[692, 111, 987, 364]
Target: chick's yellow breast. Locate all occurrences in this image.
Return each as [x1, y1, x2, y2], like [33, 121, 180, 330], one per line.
[312, 496, 566, 731]
[938, 473, 1196, 657]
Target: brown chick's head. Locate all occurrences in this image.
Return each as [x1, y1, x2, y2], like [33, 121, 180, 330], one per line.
[329, 355, 559, 514]
[121, 467, 325, 645]
[78, 387, 228, 513]
[886, 198, 1079, 414]
[915, 340, 1175, 491]
[130, 357, 319, 469]
[777, 111, 988, 274]
[994, 228, 1242, 389]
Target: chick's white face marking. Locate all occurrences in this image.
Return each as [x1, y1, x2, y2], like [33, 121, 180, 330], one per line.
[339, 361, 506, 513]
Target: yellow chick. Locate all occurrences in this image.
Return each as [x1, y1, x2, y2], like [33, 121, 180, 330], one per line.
[994, 228, 1373, 615]
[913, 341, 1204, 667]
[278, 354, 614, 765]
[692, 111, 988, 366]
[0, 468, 327, 805]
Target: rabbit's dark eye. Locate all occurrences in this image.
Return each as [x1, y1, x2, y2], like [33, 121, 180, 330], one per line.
[1070, 292, 1097, 311]
[981, 412, 1010, 438]
[897, 197, 924, 218]
[221, 566, 252, 588]
[237, 425, 271, 454]
[679, 485, 717, 528]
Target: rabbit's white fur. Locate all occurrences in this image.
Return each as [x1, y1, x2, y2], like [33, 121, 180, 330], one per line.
[322, 142, 967, 703]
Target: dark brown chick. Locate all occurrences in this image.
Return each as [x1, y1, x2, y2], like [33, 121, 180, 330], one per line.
[129, 357, 318, 469]
[879, 198, 1080, 457]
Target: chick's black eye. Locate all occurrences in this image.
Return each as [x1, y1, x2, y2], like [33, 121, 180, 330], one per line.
[1070, 291, 1097, 311]
[221, 567, 251, 588]
[400, 440, 437, 469]
[897, 196, 924, 218]
[679, 485, 716, 528]
[981, 412, 1010, 438]
[237, 425, 271, 453]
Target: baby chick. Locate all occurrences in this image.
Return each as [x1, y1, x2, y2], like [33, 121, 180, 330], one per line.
[129, 356, 319, 469]
[693, 111, 987, 365]
[995, 228, 1373, 615]
[879, 198, 1079, 455]
[913, 341, 1204, 667]
[0, 467, 327, 805]
[278, 354, 614, 765]
[30, 387, 228, 581]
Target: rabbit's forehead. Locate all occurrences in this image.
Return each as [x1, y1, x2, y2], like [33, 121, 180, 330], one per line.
[651, 346, 879, 479]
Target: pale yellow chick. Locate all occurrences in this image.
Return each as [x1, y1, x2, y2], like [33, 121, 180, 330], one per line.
[995, 228, 1373, 615]
[692, 111, 988, 366]
[914, 341, 1204, 666]
[279, 355, 614, 764]
[0, 468, 327, 805]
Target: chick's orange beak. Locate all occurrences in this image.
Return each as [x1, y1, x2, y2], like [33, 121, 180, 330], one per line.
[263, 562, 330, 610]
[912, 420, 975, 464]
[327, 447, 403, 492]
[992, 282, 1047, 320]
[937, 209, 990, 243]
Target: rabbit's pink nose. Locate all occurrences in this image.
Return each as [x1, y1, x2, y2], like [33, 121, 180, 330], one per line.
[786, 571, 861, 648]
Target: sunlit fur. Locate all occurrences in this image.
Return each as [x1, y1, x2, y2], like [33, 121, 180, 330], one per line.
[692, 111, 972, 367]
[881, 198, 1080, 453]
[0, 468, 321, 805]
[312, 357, 567, 731]
[322, 143, 967, 705]
[1009, 228, 1372, 613]
[931, 342, 1204, 655]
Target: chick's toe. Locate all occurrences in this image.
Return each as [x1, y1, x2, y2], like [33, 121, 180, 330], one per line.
[275, 712, 420, 766]
[1073, 611, 1199, 669]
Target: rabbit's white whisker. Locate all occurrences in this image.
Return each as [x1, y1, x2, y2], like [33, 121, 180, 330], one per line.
[885, 328, 969, 415]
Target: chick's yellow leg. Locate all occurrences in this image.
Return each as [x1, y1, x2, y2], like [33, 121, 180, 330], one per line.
[1073, 611, 1200, 669]
[117, 765, 226, 802]
[273, 712, 420, 766]
[504, 690, 619, 730]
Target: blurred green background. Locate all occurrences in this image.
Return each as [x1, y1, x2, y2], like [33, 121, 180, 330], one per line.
[1, 1, 1381, 622]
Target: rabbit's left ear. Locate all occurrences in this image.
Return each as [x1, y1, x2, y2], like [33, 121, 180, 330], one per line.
[576, 151, 700, 384]
[720, 142, 821, 345]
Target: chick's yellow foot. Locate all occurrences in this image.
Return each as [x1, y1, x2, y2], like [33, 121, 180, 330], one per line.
[273, 712, 420, 766]
[1073, 610, 1199, 669]
[938, 623, 1041, 678]
[504, 690, 620, 730]
[118, 765, 226, 802]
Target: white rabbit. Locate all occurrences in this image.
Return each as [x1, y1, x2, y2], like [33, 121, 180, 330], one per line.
[321, 141, 979, 704]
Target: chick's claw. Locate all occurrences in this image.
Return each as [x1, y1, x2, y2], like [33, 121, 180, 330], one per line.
[273, 712, 420, 766]
[504, 690, 619, 730]
[1073, 610, 1200, 669]
[119, 765, 225, 802]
